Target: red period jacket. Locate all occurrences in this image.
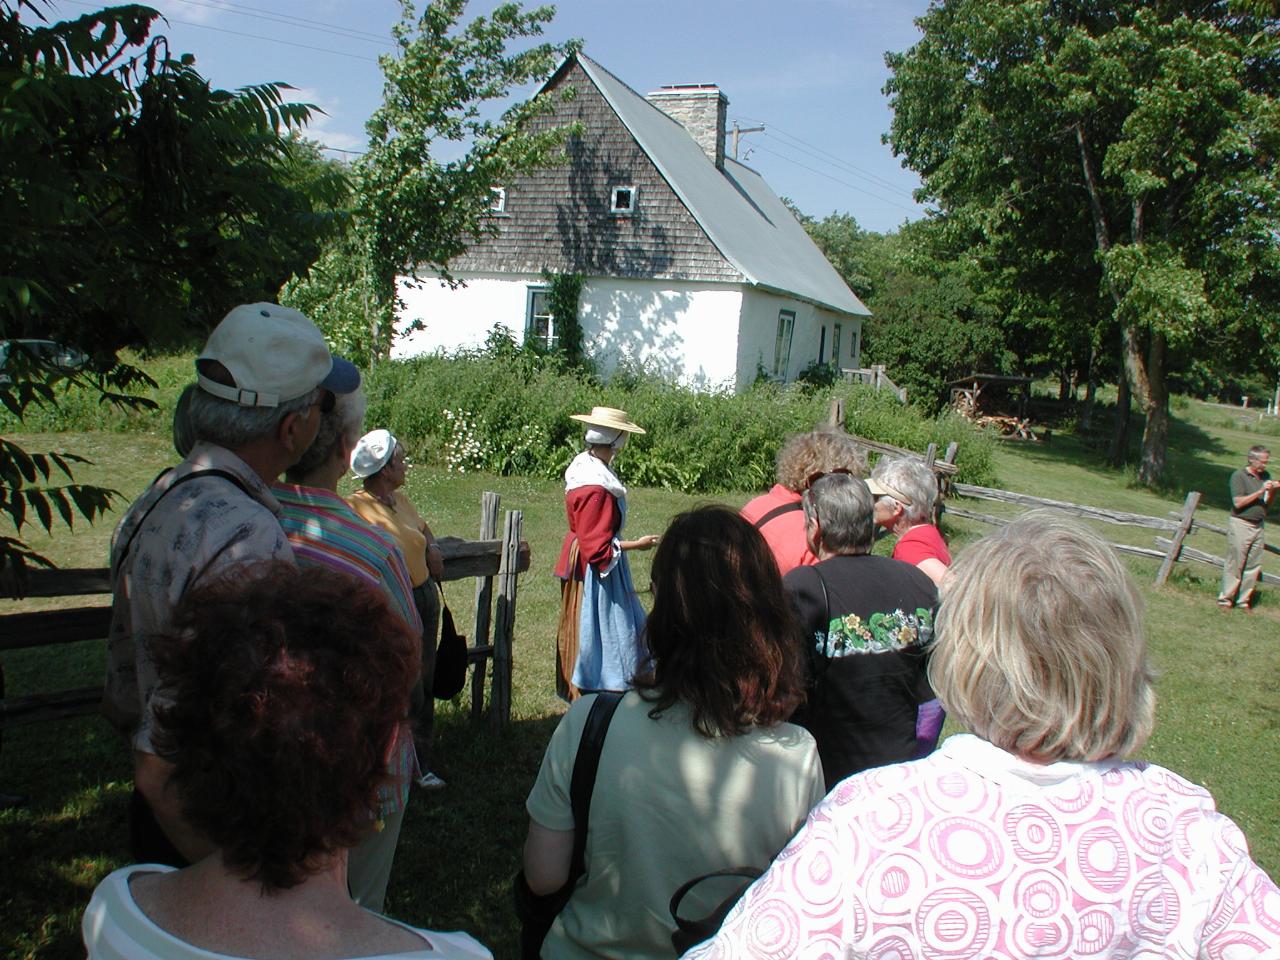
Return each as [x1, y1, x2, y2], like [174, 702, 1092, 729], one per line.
[554, 485, 621, 581]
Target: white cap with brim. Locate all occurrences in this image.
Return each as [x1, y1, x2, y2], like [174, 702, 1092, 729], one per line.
[196, 302, 360, 407]
[865, 477, 912, 506]
[351, 428, 397, 478]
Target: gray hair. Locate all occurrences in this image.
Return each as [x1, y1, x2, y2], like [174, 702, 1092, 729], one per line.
[1248, 445, 1270, 463]
[286, 388, 367, 481]
[872, 456, 939, 525]
[803, 473, 874, 556]
[187, 385, 321, 449]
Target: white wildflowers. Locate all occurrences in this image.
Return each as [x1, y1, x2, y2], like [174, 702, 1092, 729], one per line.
[442, 407, 485, 473]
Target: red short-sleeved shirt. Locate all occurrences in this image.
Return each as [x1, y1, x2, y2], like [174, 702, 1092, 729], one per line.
[740, 484, 814, 575]
[892, 523, 951, 568]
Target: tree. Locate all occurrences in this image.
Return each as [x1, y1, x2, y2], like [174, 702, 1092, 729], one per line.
[797, 211, 1008, 411]
[0, 0, 344, 579]
[885, 0, 1280, 483]
[346, 0, 576, 360]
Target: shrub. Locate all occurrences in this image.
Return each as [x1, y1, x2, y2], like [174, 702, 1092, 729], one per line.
[365, 350, 997, 491]
[5, 346, 998, 491]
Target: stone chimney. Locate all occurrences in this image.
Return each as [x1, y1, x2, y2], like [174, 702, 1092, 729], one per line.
[645, 83, 728, 169]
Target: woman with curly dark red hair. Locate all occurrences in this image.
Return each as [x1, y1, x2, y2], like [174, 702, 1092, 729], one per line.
[81, 563, 490, 960]
[523, 506, 824, 959]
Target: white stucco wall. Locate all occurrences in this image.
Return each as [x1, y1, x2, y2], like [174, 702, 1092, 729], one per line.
[393, 271, 860, 391]
[393, 272, 746, 389]
[393, 272, 528, 356]
[736, 289, 863, 385]
[579, 278, 743, 389]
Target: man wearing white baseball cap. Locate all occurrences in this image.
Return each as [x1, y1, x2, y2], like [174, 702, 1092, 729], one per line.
[107, 303, 360, 866]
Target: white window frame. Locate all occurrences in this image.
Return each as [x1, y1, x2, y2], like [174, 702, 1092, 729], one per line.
[610, 185, 637, 214]
[773, 310, 795, 379]
[489, 186, 507, 213]
[525, 285, 555, 350]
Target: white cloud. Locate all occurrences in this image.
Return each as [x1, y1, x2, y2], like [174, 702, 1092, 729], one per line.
[290, 87, 366, 154]
[147, 0, 225, 26]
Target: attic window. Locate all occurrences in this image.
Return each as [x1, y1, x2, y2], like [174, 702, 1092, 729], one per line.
[610, 186, 637, 214]
[490, 187, 507, 213]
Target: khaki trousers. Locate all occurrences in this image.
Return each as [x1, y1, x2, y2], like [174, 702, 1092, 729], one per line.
[1219, 516, 1264, 607]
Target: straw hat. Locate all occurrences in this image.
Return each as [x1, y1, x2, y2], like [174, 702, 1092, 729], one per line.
[569, 407, 646, 435]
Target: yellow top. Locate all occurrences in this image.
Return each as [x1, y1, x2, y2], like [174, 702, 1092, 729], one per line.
[347, 488, 429, 587]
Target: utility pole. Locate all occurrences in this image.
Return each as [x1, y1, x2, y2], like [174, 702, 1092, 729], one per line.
[731, 120, 765, 160]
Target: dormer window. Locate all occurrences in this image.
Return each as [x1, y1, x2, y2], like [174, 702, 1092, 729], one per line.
[489, 187, 507, 213]
[610, 186, 637, 215]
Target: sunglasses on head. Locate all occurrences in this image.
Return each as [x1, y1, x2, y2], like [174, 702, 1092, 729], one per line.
[804, 466, 854, 490]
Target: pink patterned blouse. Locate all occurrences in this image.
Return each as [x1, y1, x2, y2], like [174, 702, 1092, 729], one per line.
[684, 734, 1280, 959]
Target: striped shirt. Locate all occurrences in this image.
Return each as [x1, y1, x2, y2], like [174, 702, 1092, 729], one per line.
[273, 482, 421, 815]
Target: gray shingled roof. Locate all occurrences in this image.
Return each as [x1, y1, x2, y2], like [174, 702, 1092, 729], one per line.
[575, 54, 870, 318]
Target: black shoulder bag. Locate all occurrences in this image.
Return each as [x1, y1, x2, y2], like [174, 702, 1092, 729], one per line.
[432, 584, 468, 700]
[514, 691, 624, 960]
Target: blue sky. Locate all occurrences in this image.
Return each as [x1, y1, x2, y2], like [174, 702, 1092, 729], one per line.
[53, 0, 932, 233]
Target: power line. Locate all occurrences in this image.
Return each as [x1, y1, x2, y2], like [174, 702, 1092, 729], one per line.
[750, 143, 920, 215]
[57, 0, 381, 64]
[733, 113, 918, 201]
[736, 113, 917, 198]
[170, 0, 393, 46]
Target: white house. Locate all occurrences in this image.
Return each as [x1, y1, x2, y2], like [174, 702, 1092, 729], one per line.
[394, 52, 870, 391]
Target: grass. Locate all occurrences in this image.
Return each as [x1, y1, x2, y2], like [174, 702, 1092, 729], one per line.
[1, 395, 1278, 959]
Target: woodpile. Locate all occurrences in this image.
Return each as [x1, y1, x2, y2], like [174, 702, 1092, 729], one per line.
[951, 393, 1040, 440]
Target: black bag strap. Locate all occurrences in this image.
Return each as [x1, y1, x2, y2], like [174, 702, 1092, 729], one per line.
[567, 691, 624, 887]
[113, 468, 252, 576]
[752, 500, 802, 531]
[669, 866, 763, 952]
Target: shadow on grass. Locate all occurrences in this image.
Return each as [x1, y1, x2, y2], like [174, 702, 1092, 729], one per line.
[0, 704, 564, 960]
[1, 715, 132, 960]
[387, 709, 563, 959]
[1011, 398, 1237, 506]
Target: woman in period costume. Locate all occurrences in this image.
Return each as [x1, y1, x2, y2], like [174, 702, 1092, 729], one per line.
[554, 407, 658, 700]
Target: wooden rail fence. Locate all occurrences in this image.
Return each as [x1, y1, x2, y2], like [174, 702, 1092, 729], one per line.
[825, 396, 1275, 589]
[0, 492, 530, 734]
[949, 484, 1278, 588]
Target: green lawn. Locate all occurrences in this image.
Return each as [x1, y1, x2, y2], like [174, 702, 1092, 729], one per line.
[1, 397, 1278, 959]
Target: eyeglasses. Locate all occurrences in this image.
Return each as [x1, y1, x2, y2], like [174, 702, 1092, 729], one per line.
[804, 466, 853, 490]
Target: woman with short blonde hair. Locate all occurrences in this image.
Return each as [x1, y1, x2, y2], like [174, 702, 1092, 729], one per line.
[688, 512, 1279, 960]
[931, 511, 1153, 761]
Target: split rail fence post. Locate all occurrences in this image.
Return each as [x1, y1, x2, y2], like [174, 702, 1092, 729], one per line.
[470, 492, 499, 721]
[937, 442, 959, 524]
[1154, 491, 1201, 587]
[491, 509, 523, 726]
[828, 397, 844, 429]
